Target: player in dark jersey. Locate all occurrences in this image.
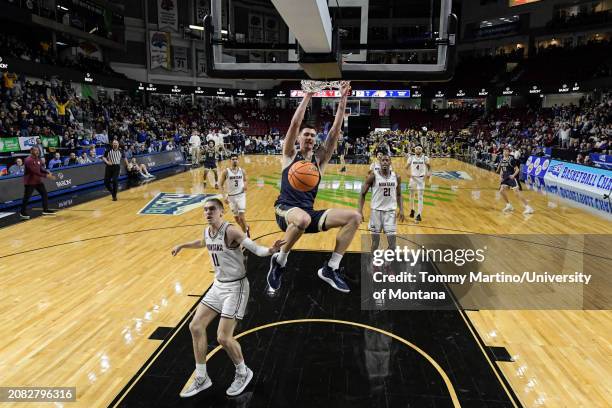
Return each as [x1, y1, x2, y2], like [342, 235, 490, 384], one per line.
[203, 140, 219, 189]
[268, 81, 360, 294]
[499, 147, 534, 214]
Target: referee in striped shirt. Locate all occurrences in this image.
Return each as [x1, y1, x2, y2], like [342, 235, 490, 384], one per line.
[102, 139, 127, 201]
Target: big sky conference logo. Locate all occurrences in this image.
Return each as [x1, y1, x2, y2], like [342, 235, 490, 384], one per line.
[138, 192, 214, 215]
[431, 171, 473, 181]
[548, 163, 564, 177]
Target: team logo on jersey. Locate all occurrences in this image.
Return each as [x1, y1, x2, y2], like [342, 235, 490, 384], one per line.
[431, 171, 472, 181]
[138, 192, 213, 215]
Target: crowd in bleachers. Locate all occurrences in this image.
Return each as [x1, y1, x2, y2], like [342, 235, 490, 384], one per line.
[342, 94, 611, 171]
[1, 65, 610, 178]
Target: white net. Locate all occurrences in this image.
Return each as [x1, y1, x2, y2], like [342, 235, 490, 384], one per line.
[300, 80, 343, 93]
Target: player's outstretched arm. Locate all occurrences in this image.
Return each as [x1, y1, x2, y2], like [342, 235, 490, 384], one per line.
[318, 81, 351, 167]
[242, 169, 248, 192]
[358, 172, 375, 222]
[396, 174, 405, 222]
[171, 239, 204, 256]
[284, 93, 314, 157]
[226, 225, 285, 257]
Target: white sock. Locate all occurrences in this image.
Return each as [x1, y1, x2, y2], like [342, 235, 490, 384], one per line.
[235, 361, 247, 375]
[328, 252, 343, 270]
[196, 363, 207, 379]
[277, 250, 289, 267]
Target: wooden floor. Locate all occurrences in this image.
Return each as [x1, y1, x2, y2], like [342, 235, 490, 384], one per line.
[0, 156, 610, 407]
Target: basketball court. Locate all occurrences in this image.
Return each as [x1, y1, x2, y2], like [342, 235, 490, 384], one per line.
[0, 0, 611, 407]
[1, 156, 610, 407]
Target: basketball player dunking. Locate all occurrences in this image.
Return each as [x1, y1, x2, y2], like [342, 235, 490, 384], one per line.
[172, 196, 283, 398]
[359, 153, 404, 251]
[219, 154, 250, 236]
[499, 147, 534, 214]
[268, 81, 361, 293]
[406, 145, 431, 223]
[203, 140, 219, 189]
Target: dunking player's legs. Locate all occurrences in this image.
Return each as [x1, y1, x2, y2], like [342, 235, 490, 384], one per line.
[317, 209, 361, 292]
[276, 208, 310, 266]
[269, 208, 359, 293]
[322, 208, 361, 261]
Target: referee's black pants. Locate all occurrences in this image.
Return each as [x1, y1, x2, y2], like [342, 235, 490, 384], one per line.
[104, 164, 120, 199]
[20, 183, 49, 216]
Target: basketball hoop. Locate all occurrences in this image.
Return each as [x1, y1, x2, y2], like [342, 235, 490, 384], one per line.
[300, 80, 342, 93]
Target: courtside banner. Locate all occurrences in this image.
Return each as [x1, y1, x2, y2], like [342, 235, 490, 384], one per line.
[544, 160, 612, 196]
[523, 155, 550, 178]
[544, 179, 612, 219]
[0, 151, 184, 207]
[590, 153, 612, 170]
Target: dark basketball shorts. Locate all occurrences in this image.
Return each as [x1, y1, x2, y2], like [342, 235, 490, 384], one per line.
[500, 177, 519, 189]
[204, 161, 217, 169]
[275, 204, 330, 234]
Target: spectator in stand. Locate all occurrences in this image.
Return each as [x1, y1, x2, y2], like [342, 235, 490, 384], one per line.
[61, 133, 75, 150]
[3, 71, 17, 96]
[88, 147, 100, 162]
[127, 158, 155, 179]
[33, 137, 45, 158]
[9, 158, 25, 176]
[576, 153, 585, 164]
[48, 153, 63, 169]
[19, 146, 57, 220]
[50, 95, 72, 125]
[64, 152, 78, 166]
[77, 151, 91, 165]
[558, 124, 571, 148]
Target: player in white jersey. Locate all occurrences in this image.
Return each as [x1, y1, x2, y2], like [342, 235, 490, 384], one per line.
[219, 154, 250, 236]
[406, 145, 431, 223]
[368, 151, 393, 174]
[359, 154, 404, 251]
[172, 196, 283, 398]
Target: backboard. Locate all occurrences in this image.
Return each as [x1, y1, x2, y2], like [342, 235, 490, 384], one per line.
[202, 0, 457, 81]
